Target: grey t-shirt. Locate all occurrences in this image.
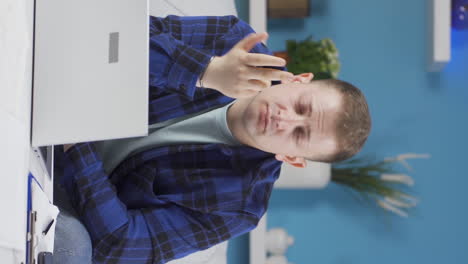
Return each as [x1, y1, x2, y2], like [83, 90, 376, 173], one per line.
[94, 101, 241, 175]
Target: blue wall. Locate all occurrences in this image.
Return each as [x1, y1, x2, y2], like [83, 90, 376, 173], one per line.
[229, 0, 468, 263]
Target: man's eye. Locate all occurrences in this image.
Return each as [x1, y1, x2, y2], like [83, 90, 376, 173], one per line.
[295, 102, 306, 115]
[294, 127, 305, 143]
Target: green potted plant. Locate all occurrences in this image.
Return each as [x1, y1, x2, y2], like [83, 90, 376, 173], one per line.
[274, 36, 341, 80]
[331, 153, 430, 217]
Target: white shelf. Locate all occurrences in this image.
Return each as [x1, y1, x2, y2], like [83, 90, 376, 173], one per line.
[249, 0, 267, 34]
[249, 214, 267, 264]
[428, 0, 451, 71]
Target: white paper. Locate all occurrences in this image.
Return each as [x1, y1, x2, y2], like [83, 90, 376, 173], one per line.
[30, 178, 59, 255]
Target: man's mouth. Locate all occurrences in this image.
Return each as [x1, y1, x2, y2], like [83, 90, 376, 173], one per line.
[262, 103, 269, 133]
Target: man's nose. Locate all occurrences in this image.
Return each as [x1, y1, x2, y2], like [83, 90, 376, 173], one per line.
[272, 104, 310, 130]
[272, 115, 307, 131]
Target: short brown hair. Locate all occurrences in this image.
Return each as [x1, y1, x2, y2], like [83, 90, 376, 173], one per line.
[312, 79, 371, 163]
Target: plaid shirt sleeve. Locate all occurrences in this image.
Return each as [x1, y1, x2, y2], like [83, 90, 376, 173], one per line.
[148, 15, 284, 102]
[61, 142, 259, 264]
[149, 15, 242, 100]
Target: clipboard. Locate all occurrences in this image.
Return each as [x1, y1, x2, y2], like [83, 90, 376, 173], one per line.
[26, 173, 59, 264]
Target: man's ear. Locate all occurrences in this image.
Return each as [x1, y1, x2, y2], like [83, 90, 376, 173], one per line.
[296, 72, 314, 83]
[275, 154, 307, 168]
[282, 72, 314, 84]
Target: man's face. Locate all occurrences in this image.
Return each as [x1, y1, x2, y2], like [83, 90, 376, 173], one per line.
[237, 75, 343, 166]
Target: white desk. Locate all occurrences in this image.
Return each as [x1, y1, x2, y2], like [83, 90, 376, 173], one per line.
[0, 0, 54, 262]
[0, 110, 29, 263]
[0, 0, 34, 261]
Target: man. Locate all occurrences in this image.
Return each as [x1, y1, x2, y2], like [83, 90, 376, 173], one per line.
[54, 15, 371, 263]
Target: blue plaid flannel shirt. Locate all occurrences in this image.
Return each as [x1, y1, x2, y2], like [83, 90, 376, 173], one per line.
[58, 15, 285, 264]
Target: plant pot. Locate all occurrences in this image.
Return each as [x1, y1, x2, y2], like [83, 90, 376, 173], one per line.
[276, 162, 331, 189]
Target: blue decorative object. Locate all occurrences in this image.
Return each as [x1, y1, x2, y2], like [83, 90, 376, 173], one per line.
[452, 0, 468, 29]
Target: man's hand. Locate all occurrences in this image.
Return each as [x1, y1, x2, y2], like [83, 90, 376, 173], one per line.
[201, 32, 294, 98]
[63, 144, 75, 152]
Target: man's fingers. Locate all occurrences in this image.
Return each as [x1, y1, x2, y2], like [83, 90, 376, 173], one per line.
[244, 53, 286, 67]
[246, 67, 293, 82]
[237, 87, 262, 98]
[236, 32, 268, 52]
[246, 79, 269, 91]
[239, 89, 261, 98]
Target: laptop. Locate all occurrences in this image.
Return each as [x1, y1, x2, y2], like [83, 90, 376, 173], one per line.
[31, 0, 149, 147]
